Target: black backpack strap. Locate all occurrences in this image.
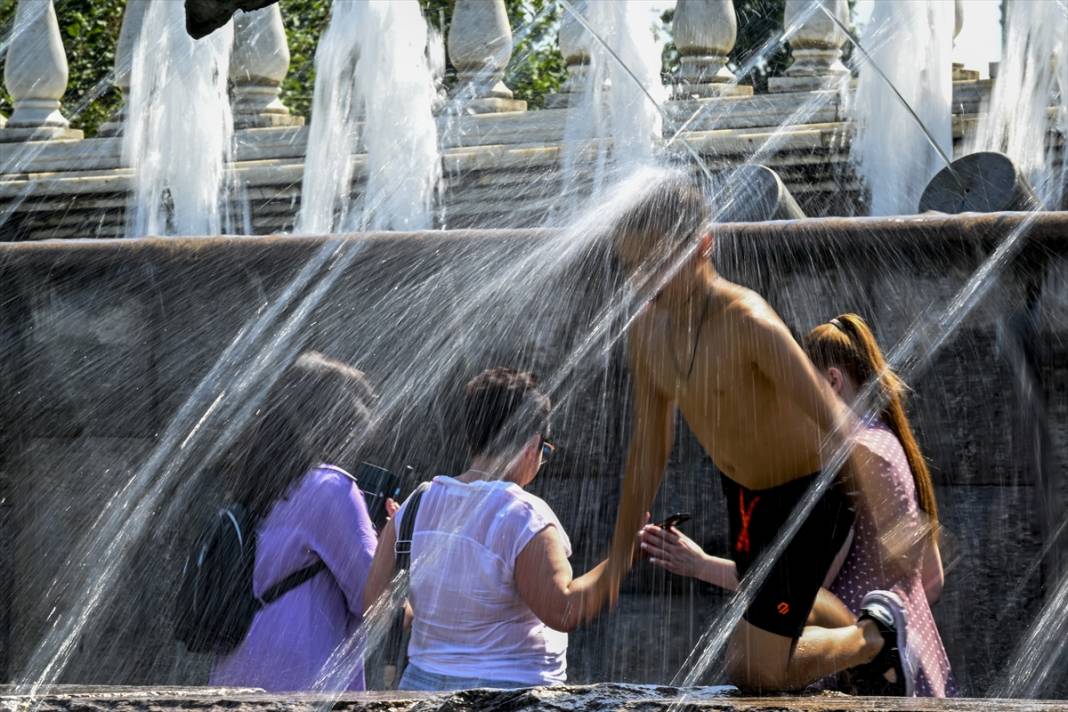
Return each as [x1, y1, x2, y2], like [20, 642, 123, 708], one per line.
[395, 482, 431, 572]
[260, 560, 327, 606]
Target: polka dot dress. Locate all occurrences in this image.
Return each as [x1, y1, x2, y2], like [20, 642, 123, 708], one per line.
[829, 422, 957, 698]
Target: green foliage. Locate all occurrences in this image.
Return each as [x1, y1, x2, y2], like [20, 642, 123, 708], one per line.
[732, 0, 790, 92]
[504, 0, 565, 109]
[277, 0, 330, 120]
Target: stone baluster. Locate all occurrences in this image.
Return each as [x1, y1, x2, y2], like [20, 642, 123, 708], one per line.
[98, 0, 149, 137]
[545, 1, 589, 109]
[2, 0, 82, 141]
[952, 0, 979, 82]
[673, 0, 749, 99]
[230, 5, 303, 129]
[769, 0, 850, 93]
[447, 0, 526, 113]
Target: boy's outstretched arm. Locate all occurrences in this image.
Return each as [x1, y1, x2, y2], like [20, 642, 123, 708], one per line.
[601, 352, 676, 603]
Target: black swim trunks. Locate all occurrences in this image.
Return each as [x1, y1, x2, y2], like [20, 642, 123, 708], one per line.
[721, 472, 855, 639]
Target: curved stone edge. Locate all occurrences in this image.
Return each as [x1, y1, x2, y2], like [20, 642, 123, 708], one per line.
[1, 212, 1066, 264]
[0, 684, 1065, 712]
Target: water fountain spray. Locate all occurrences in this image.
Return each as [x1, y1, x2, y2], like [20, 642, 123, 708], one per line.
[124, 0, 234, 238]
[298, 0, 439, 235]
[848, 0, 955, 216]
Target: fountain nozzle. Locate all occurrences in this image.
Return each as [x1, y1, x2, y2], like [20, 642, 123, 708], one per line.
[185, 0, 279, 39]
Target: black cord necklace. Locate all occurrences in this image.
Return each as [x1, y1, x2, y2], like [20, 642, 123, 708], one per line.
[670, 289, 711, 381]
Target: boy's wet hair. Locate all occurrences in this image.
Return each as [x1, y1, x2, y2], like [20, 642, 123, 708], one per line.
[464, 367, 551, 459]
[614, 171, 711, 263]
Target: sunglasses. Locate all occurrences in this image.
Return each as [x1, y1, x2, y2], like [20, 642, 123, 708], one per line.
[540, 438, 555, 463]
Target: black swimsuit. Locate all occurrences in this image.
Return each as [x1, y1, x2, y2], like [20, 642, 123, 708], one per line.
[721, 471, 855, 639]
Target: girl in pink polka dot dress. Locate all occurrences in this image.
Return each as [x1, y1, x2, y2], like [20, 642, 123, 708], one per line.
[805, 314, 955, 697]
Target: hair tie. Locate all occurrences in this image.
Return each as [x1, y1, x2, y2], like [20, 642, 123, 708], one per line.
[829, 317, 849, 334]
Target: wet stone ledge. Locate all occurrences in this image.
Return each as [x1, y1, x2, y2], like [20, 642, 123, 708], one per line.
[0, 685, 1064, 712]
[0, 683, 1059, 712]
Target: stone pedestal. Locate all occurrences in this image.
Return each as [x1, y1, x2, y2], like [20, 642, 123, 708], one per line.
[673, 82, 753, 99]
[767, 72, 850, 93]
[953, 63, 981, 83]
[447, 0, 526, 114]
[769, 0, 850, 94]
[544, 5, 588, 109]
[950, 0, 979, 83]
[1, 0, 82, 142]
[672, 0, 741, 99]
[230, 5, 303, 129]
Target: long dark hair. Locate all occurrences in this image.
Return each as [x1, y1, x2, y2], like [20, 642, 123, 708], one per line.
[231, 351, 375, 527]
[804, 314, 940, 541]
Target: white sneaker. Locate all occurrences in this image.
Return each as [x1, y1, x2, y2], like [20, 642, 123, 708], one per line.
[854, 589, 916, 697]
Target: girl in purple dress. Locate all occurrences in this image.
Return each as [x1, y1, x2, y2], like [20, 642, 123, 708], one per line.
[640, 314, 954, 697]
[210, 352, 380, 692]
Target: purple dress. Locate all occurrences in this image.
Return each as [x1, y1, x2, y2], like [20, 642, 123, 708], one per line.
[830, 423, 956, 697]
[210, 465, 377, 692]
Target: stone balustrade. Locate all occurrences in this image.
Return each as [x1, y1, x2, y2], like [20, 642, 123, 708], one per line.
[0, 0, 891, 142]
[0, 0, 1016, 238]
[1, 0, 81, 142]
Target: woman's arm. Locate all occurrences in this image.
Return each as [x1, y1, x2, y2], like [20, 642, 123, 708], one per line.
[362, 517, 398, 614]
[305, 474, 378, 616]
[922, 538, 944, 604]
[853, 444, 926, 583]
[514, 527, 614, 633]
[638, 524, 738, 591]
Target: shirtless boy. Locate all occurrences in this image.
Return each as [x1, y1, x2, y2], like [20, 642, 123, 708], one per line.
[601, 172, 912, 694]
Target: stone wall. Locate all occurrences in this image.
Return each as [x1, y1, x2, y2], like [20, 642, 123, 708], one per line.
[0, 215, 1066, 696]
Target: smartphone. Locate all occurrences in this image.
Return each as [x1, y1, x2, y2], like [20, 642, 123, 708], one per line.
[354, 462, 400, 530]
[657, 512, 691, 530]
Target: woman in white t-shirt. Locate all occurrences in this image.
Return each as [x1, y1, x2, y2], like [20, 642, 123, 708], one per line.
[364, 368, 619, 690]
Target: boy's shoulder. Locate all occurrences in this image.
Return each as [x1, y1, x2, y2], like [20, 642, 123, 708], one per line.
[715, 285, 779, 334]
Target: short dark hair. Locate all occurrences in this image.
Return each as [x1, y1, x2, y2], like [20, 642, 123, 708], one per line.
[614, 171, 710, 263]
[463, 368, 551, 458]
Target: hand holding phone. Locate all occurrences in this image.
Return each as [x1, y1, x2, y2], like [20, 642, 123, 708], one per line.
[656, 512, 691, 530]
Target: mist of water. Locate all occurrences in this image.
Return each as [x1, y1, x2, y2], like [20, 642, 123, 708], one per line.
[560, 0, 667, 202]
[995, 563, 1068, 698]
[969, 0, 1068, 208]
[849, 0, 953, 216]
[297, 0, 440, 235]
[7, 0, 1068, 703]
[123, 0, 234, 238]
